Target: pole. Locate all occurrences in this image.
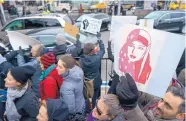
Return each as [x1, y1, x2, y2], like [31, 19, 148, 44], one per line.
[0, 3, 6, 25]
[117, 0, 121, 15]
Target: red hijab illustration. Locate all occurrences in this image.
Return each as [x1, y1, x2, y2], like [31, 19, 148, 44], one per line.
[119, 29, 151, 84]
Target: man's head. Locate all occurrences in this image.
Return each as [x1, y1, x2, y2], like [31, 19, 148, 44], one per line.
[154, 86, 185, 120]
[31, 44, 44, 57]
[56, 33, 67, 46]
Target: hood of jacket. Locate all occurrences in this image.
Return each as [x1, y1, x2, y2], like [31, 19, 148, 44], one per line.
[47, 99, 69, 121]
[0, 55, 7, 65]
[80, 55, 99, 67]
[61, 65, 83, 83]
[53, 44, 67, 55]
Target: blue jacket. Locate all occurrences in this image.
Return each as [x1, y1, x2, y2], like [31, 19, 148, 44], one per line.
[17, 54, 42, 98]
[60, 65, 85, 114]
[79, 40, 105, 89]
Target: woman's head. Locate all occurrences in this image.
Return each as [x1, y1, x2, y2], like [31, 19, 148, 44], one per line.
[122, 29, 151, 62]
[4, 66, 35, 88]
[39, 52, 56, 70]
[92, 94, 122, 121]
[37, 99, 69, 121]
[56, 54, 76, 75]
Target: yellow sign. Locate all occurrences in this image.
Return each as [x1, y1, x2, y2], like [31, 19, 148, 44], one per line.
[0, 0, 4, 4]
[64, 22, 79, 39]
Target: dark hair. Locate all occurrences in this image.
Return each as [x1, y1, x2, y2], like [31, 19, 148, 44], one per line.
[167, 86, 185, 113]
[58, 54, 76, 69]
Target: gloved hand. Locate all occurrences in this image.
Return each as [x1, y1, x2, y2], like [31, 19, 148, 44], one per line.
[116, 73, 139, 109]
[96, 32, 101, 39]
[28, 45, 32, 51]
[17, 46, 23, 55]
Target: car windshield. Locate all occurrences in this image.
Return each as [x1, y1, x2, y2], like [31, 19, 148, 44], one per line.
[144, 12, 164, 19]
[76, 14, 95, 21]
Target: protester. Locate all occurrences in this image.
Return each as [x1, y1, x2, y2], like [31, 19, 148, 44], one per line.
[79, 33, 105, 108]
[87, 94, 124, 121]
[56, 54, 85, 114]
[37, 99, 69, 121]
[0, 54, 13, 89]
[3, 66, 39, 121]
[53, 33, 82, 57]
[114, 73, 185, 121]
[17, 44, 47, 97]
[39, 52, 63, 100]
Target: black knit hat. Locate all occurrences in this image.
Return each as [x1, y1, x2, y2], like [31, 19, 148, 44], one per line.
[10, 66, 36, 84]
[116, 73, 139, 109]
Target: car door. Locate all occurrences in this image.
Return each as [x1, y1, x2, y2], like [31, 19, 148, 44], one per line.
[0, 19, 24, 45]
[169, 13, 185, 31]
[156, 13, 172, 31]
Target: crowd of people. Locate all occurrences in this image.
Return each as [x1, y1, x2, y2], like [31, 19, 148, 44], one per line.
[0, 32, 185, 121]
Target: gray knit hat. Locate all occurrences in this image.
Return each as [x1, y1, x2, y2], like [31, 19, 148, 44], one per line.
[56, 33, 67, 45]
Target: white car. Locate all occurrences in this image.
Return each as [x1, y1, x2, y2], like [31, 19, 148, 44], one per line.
[0, 14, 73, 46]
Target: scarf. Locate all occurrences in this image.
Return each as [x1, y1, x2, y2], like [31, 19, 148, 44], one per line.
[40, 64, 55, 81]
[6, 82, 28, 121]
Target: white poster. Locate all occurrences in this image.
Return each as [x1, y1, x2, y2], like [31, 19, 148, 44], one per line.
[80, 17, 102, 35]
[8, 31, 40, 50]
[114, 24, 185, 97]
[110, 16, 137, 41]
[139, 19, 154, 29]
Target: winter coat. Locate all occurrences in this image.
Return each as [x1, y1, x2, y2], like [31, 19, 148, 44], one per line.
[17, 54, 42, 97]
[0, 56, 13, 89]
[60, 65, 85, 114]
[79, 40, 105, 89]
[39, 67, 63, 100]
[13, 89, 39, 121]
[53, 40, 82, 57]
[46, 99, 69, 121]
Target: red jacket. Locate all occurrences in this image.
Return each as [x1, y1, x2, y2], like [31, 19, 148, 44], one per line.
[39, 68, 63, 100]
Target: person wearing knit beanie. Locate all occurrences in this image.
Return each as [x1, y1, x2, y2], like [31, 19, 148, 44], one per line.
[40, 52, 56, 70]
[5, 65, 36, 86]
[56, 33, 67, 46]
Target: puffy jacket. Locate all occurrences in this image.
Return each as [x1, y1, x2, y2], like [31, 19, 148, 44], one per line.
[79, 40, 105, 89]
[60, 65, 85, 114]
[40, 67, 63, 100]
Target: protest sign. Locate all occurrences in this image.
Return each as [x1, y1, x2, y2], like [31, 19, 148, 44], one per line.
[139, 19, 154, 28]
[64, 22, 79, 39]
[110, 16, 137, 41]
[80, 17, 102, 35]
[7, 31, 40, 50]
[114, 24, 185, 97]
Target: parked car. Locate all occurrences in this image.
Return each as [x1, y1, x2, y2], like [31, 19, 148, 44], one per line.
[74, 13, 111, 31]
[137, 11, 185, 34]
[0, 13, 73, 46]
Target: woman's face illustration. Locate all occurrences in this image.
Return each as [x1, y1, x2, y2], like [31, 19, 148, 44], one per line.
[127, 40, 147, 62]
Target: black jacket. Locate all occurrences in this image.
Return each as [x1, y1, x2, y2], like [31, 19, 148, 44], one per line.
[14, 89, 39, 121]
[79, 40, 105, 89]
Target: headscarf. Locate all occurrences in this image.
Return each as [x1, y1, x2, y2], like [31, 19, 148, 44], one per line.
[119, 29, 151, 84]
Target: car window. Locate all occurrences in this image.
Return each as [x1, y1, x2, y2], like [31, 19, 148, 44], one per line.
[30, 35, 56, 46]
[171, 13, 185, 19]
[161, 14, 171, 20]
[144, 11, 164, 19]
[25, 19, 44, 29]
[42, 18, 61, 27]
[4, 20, 23, 31]
[94, 14, 107, 19]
